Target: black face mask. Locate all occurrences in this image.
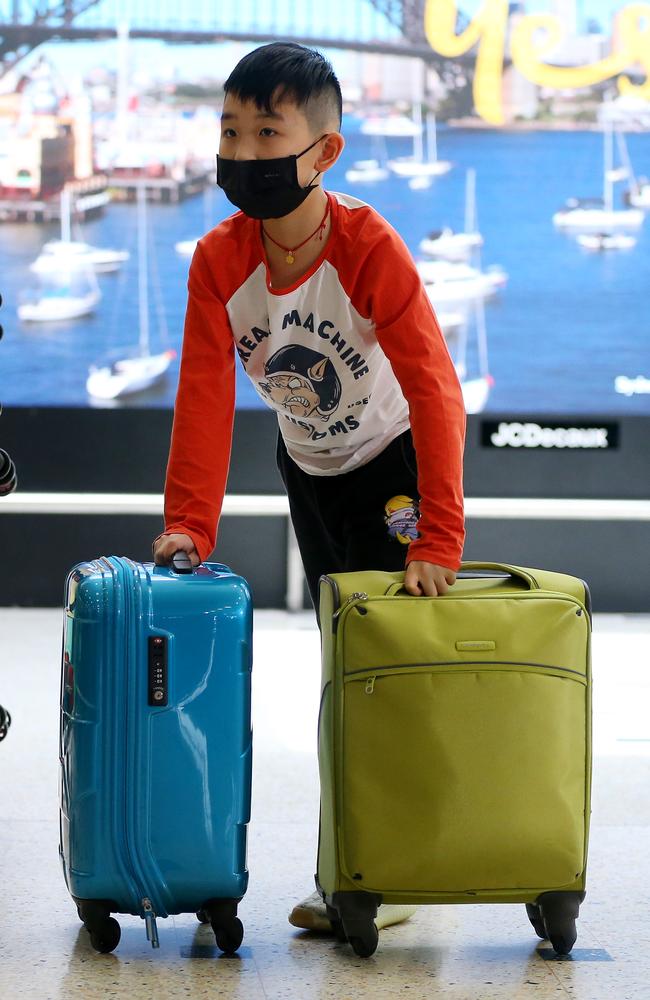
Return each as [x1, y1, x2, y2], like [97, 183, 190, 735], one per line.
[216, 135, 326, 220]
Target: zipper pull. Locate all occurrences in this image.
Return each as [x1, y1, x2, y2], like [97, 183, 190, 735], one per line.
[365, 676, 376, 695]
[142, 898, 160, 949]
[333, 592, 368, 623]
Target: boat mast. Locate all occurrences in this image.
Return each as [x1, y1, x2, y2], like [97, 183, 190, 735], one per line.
[60, 185, 71, 244]
[615, 127, 638, 198]
[475, 293, 489, 380]
[426, 111, 438, 165]
[202, 182, 214, 233]
[465, 168, 477, 234]
[115, 21, 130, 152]
[137, 184, 149, 357]
[413, 102, 423, 163]
[603, 117, 613, 214]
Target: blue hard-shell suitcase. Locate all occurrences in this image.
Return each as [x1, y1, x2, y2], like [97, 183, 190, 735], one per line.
[59, 553, 253, 954]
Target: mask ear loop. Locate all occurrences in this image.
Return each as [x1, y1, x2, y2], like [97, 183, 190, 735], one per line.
[297, 133, 330, 187]
[297, 133, 330, 159]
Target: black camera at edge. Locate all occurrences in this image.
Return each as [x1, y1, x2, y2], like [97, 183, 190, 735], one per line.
[0, 448, 17, 496]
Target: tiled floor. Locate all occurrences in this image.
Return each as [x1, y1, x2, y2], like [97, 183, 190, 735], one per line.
[1, 608, 649, 999]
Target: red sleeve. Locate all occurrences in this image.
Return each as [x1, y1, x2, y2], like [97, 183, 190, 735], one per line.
[368, 233, 466, 571]
[158, 241, 236, 562]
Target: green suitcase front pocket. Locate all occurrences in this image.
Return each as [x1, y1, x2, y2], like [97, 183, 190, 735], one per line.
[339, 664, 588, 895]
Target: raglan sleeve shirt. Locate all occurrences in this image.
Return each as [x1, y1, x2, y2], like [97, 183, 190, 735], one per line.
[156, 240, 236, 562]
[158, 201, 466, 572]
[362, 229, 466, 571]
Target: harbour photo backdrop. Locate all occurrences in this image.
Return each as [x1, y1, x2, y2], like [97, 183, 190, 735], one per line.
[1, 1, 649, 416]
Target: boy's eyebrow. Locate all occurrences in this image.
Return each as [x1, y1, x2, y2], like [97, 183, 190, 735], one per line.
[220, 110, 286, 122]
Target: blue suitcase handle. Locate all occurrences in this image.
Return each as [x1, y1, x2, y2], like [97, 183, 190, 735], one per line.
[171, 550, 194, 574]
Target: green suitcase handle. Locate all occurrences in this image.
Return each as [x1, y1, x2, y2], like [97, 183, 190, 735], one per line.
[385, 562, 540, 596]
[459, 561, 540, 589]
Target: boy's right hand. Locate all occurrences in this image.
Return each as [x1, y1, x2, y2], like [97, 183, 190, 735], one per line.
[153, 533, 201, 567]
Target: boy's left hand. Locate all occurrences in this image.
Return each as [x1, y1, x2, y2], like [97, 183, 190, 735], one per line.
[404, 561, 457, 597]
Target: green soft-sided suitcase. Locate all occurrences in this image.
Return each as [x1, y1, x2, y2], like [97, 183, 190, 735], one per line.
[316, 561, 592, 958]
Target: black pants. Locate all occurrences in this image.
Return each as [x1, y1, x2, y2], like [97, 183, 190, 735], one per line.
[276, 429, 420, 613]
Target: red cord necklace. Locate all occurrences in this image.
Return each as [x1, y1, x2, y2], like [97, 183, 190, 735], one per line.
[262, 198, 331, 265]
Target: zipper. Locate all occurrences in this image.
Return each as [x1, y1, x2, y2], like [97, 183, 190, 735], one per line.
[116, 558, 162, 944]
[143, 897, 160, 948]
[368, 591, 588, 612]
[315, 680, 332, 883]
[121, 559, 143, 911]
[317, 680, 332, 735]
[332, 591, 591, 678]
[347, 659, 587, 681]
[352, 661, 587, 697]
[97, 559, 140, 914]
[332, 592, 368, 632]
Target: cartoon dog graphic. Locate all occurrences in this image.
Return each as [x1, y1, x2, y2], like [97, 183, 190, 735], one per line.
[258, 345, 342, 420]
[384, 495, 420, 544]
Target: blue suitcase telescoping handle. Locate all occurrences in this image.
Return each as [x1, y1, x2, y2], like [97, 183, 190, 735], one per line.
[171, 550, 194, 574]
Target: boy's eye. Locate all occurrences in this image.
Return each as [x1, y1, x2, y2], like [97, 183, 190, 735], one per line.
[222, 128, 236, 138]
[259, 127, 277, 137]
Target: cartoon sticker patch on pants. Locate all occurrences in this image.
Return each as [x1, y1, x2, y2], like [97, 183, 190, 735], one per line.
[384, 495, 420, 544]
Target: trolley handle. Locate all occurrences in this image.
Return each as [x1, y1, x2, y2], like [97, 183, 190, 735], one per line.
[171, 550, 194, 574]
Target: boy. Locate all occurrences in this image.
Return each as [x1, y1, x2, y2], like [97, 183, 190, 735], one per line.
[153, 42, 466, 933]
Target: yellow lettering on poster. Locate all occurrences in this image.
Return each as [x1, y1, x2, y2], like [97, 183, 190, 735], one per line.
[423, 0, 650, 125]
[424, 0, 509, 124]
[511, 4, 650, 101]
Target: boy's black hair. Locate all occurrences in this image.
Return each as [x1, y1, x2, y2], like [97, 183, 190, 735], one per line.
[223, 42, 342, 134]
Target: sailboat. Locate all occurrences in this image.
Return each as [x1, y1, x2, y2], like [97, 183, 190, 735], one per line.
[174, 237, 200, 257]
[35, 186, 129, 273]
[418, 259, 507, 305]
[345, 133, 390, 184]
[441, 295, 493, 413]
[615, 129, 650, 209]
[175, 182, 216, 255]
[360, 114, 421, 137]
[387, 106, 452, 181]
[577, 232, 636, 251]
[18, 250, 101, 322]
[460, 296, 493, 414]
[625, 176, 650, 209]
[419, 168, 484, 260]
[625, 177, 650, 209]
[553, 118, 644, 231]
[87, 185, 175, 400]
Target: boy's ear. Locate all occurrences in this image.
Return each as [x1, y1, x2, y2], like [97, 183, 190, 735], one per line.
[314, 132, 345, 173]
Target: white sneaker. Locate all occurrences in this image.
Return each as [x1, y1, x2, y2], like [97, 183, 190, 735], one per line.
[288, 890, 417, 932]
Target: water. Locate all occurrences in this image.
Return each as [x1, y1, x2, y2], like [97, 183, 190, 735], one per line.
[2, 120, 649, 414]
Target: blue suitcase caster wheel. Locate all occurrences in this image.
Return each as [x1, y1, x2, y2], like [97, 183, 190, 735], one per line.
[214, 916, 244, 955]
[89, 917, 121, 954]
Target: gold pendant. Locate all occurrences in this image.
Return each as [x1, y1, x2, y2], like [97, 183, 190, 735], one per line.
[285, 252, 295, 264]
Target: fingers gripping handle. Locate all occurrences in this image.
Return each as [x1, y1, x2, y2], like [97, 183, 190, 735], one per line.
[385, 561, 539, 596]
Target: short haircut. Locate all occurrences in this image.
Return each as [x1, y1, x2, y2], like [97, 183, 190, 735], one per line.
[223, 42, 343, 133]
